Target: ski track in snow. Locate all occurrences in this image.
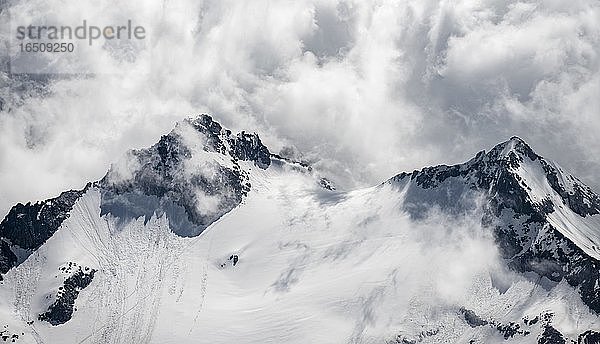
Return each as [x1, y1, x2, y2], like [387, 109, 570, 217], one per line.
[189, 235, 210, 334]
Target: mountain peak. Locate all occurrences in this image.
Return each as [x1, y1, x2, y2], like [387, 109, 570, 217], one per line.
[387, 136, 600, 313]
[96, 114, 275, 237]
[183, 114, 271, 169]
[186, 114, 226, 137]
[2, 118, 600, 341]
[504, 136, 531, 153]
[508, 135, 527, 144]
[488, 136, 539, 164]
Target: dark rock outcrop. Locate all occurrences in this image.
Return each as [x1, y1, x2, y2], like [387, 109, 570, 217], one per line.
[579, 330, 600, 344]
[38, 266, 96, 326]
[0, 114, 272, 277]
[388, 137, 600, 314]
[538, 325, 565, 344]
[0, 189, 85, 279]
[460, 308, 488, 327]
[97, 114, 270, 237]
[0, 241, 17, 281]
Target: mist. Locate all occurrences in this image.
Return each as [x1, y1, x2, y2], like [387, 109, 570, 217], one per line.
[1, 0, 599, 218]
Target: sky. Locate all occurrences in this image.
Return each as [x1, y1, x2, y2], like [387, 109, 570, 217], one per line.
[0, 0, 599, 217]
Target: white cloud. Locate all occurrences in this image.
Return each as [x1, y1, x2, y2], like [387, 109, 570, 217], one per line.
[1, 0, 599, 216]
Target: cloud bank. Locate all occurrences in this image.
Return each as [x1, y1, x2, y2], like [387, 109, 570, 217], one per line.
[1, 0, 599, 216]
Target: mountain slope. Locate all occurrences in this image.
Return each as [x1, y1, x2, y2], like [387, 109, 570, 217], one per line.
[0, 115, 271, 275]
[389, 137, 600, 314]
[0, 118, 599, 343]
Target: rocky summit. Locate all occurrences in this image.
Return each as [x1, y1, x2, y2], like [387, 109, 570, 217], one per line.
[389, 136, 600, 314]
[1, 117, 599, 343]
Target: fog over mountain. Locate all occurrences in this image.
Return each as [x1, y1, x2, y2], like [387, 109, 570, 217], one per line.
[1, 1, 600, 343]
[0, 116, 599, 343]
[1, 0, 600, 218]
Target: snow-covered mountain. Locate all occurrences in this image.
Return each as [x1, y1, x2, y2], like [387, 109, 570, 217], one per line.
[389, 137, 600, 314]
[1, 116, 600, 343]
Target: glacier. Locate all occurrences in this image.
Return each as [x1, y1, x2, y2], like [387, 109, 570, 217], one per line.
[0, 116, 599, 343]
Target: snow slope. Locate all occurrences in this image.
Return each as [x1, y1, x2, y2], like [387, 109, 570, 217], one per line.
[1, 120, 600, 343]
[1, 158, 599, 343]
[502, 141, 600, 261]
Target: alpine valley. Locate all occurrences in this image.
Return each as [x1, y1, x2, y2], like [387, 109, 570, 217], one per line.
[1, 115, 600, 344]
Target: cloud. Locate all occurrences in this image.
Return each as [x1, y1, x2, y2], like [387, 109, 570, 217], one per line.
[294, 187, 521, 341]
[1, 0, 599, 216]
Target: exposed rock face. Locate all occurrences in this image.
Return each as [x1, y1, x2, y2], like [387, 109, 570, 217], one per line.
[3, 115, 600, 337]
[459, 308, 534, 339]
[0, 189, 85, 279]
[38, 266, 96, 326]
[388, 137, 600, 314]
[0, 190, 85, 250]
[97, 114, 271, 237]
[0, 114, 273, 277]
[579, 330, 600, 344]
[538, 325, 566, 344]
[460, 308, 488, 328]
[0, 241, 17, 280]
[186, 115, 271, 168]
